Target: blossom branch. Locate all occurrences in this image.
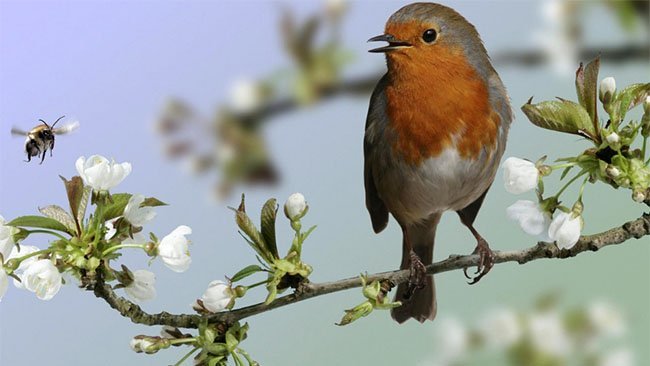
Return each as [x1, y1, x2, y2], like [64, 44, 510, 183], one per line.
[93, 212, 650, 329]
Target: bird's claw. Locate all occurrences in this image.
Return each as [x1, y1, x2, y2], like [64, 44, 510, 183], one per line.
[404, 251, 427, 299]
[464, 238, 494, 285]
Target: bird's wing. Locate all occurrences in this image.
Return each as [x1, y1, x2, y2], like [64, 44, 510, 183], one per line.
[53, 120, 79, 135]
[364, 74, 389, 234]
[10, 127, 29, 136]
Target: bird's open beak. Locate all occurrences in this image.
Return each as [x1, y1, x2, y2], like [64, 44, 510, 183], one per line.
[367, 34, 412, 53]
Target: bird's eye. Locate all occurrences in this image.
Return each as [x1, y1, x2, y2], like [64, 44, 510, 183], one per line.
[422, 29, 437, 43]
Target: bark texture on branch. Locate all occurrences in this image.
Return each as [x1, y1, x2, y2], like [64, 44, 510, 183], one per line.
[93, 213, 650, 329]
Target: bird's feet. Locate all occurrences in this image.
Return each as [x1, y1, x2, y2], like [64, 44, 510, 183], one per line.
[463, 238, 494, 285]
[404, 250, 427, 299]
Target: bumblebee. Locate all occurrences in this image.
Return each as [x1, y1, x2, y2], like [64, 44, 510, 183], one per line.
[11, 116, 79, 164]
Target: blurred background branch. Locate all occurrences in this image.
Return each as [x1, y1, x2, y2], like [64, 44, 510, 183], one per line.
[155, 0, 649, 198]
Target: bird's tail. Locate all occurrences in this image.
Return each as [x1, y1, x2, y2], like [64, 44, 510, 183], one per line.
[391, 214, 441, 324]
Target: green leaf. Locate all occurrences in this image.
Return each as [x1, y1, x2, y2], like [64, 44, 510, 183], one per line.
[521, 98, 596, 140]
[142, 197, 168, 207]
[611, 83, 650, 125]
[8, 215, 73, 234]
[102, 193, 132, 221]
[60, 175, 85, 232]
[574, 58, 600, 137]
[230, 265, 264, 282]
[233, 195, 272, 263]
[560, 166, 573, 180]
[38, 205, 76, 234]
[260, 199, 279, 259]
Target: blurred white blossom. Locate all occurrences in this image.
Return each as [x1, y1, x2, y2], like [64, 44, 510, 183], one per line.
[528, 311, 571, 357]
[123, 194, 156, 227]
[478, 308, 522, 348]
[548, 212, 582, 249]
[434, 318, 468, 362]
[534, 0, 577, 75]
[599, 348, 634, 366]
[229, 79, 265, 114]
[76, 155, 132, 192]
[22, 259, 62, 300]
[157, 225, 192, 272]
[503, 157, 539, 194]
[125, 269, 156, 302]
[588, 301, 625, 338]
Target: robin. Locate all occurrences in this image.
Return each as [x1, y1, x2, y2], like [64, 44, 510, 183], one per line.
[364, 3, 512, 323]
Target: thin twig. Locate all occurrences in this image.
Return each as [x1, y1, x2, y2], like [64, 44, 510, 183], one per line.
[93, 212, 650, 329]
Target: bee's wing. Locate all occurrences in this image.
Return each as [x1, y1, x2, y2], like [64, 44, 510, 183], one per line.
[53, 120, 80, 135]
[10, 127, 29, 136]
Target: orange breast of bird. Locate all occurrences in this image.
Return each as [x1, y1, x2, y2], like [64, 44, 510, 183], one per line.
[384, 35, 500, 165]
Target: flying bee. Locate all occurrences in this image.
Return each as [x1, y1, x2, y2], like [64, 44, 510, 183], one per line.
[11, 116, 79, 164]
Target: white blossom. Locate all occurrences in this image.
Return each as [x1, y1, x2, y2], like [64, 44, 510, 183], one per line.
[0, 268, 7, 301]
[0, 215, 17, 260]
[588, 301, 625, 338]
[76, 155, 132, 191]
[548, 212, 582, 249]
[199, 280, 234, 313]
[599, 77, 616, 104]
[229, 79, 264, 113]
[503, 157, 539, 194]
[507, 200, 551, 238]
[644, 96, 650, 114]
[598, 348, 634, 366]
[104, 218, 119, 240]
[157, 225, 192, 272]
[125, 270, 156, 302]
[528, 311, 571, 357]
[434, 318, 468, 362]
[123, 194, 156, 227]
[284, 193, 307, 219]
[22, 259, 62, 300]
[478, 308, 522, 348]
[8, 245, 40, 288]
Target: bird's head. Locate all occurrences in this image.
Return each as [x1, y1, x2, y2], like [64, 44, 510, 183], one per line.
[369, 2, 491, 79]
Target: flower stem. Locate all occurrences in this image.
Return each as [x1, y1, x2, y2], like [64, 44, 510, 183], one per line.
[643, 135, 648, 162]
[10, 248, 52, 266]
[554, 170, 589, 199]
[102, 243, 146, 257]
[246, 279, 269, 290]
[173, 345, 199, 366]
[550, 162, 576, 170]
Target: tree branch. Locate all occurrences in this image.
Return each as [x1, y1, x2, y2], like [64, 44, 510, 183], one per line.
[93, 212, 650, 329]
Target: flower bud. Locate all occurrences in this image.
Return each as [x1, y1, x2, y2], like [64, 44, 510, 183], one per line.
[605, 132, 620, 145]
[130, 336, 158, 354]
[284, 193, 307, 220]
[606, 165, 621, 179]
[599, 77, 616, 104]
[644, 96, 650, 115]
[234, 285, 247, 298]
[632, 188, 646, 203]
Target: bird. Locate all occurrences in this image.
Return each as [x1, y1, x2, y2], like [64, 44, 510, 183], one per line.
[363, 2, 512, 323]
